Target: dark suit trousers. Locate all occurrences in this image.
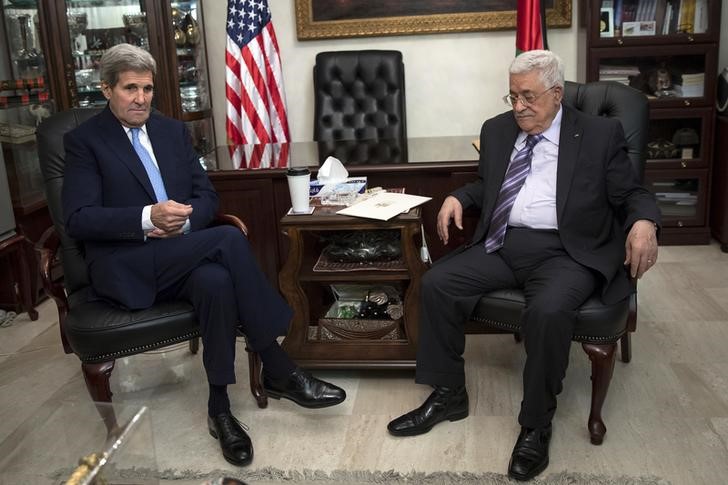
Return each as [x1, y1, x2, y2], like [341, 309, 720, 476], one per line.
[153, 225, 292, 386]
[415, 227, 598, 428]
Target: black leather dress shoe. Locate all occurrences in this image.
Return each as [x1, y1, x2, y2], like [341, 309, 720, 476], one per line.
[507, 424, 552, 481]
[208, 413, 253, 466]
[387, 386, 469, 437]
[263, 368, 346, 408]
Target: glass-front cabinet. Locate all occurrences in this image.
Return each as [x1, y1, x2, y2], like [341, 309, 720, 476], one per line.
[1, 0, 55, 214]
[1, 0, 217, 201]
[169, 0, 215, 167]
[578, 0, 721, 245]
[18, 0, 216, 161]
[0, 0, 217, 312]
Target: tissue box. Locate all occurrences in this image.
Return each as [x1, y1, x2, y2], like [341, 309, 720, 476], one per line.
[309, 177, 367, 197]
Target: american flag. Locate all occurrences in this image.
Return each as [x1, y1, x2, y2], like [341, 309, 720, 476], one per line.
[225, 0, 290, 169]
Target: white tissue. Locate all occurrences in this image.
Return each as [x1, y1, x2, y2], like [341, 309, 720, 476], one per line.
[317, 156, 349, 184]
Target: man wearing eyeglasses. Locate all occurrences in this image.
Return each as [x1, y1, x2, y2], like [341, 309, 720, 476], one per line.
[387, 50, 660, 481]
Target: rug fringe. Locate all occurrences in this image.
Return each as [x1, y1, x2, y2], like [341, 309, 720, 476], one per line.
[154, 466, 671, 484]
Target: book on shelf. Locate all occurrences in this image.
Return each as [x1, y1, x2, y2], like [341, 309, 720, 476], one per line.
[677, 0, 696, 33]
[668, 0, 681, 33]
[599, 65, 640, 75]
[654, 0, 667, 33]
[693, 0, 708, 33]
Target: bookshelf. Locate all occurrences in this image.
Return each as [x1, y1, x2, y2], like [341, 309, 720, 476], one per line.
[579, 0, 721, 245]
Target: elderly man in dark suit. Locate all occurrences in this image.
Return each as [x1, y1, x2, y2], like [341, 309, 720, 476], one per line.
[62, 44, 345, 467]
[387, 50, 660, 481]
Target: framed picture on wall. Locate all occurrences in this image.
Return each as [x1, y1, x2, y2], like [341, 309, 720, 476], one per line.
[294, 0, 572, 40]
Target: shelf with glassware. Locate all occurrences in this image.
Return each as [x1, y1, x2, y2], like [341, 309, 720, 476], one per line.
[1, 0, 59, 312]
[0, 100, 56, 312]
[169, 1, 215, 165]
[23, 0, 217, 164]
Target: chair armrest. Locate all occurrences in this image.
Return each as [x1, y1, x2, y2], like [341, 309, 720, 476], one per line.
[36, 226, 61, 295]
[211, 213, 249, 236]
[35, 226, 72, 353]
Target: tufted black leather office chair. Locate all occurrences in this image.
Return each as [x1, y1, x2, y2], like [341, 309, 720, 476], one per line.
[36, 108, 267, 429]
[467, 81, 649, 446]
[313, 50, 407, 163]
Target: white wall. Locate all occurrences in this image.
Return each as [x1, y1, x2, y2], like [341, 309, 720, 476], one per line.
[204, 1, 580, 143]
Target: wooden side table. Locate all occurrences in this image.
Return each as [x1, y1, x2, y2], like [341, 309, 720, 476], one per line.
[0, 234, 38, 321]
[279, 207, 426, 368]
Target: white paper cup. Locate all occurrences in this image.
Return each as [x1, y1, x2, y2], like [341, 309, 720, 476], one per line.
[286, 167, 311, 213]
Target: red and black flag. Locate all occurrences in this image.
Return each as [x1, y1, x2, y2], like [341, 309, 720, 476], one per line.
[516, 0, 549, 54]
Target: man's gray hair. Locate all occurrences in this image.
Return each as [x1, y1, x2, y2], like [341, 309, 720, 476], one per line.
[509, 50, 564, 89]
[100, 43, 156, 87]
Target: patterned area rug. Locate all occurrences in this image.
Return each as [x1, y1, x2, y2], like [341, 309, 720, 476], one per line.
[73, 467, 671, 485]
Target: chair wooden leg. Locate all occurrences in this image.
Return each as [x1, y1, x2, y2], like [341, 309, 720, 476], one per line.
[620, 333, 632, 363]
[82, 361, 119, 432]
[247, 350, 268, 408]
[189, 337, 200, 354]
[581, 342, 616, 445]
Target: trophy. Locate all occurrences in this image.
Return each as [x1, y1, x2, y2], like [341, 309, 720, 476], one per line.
[122, 13, 148, 50]
[67, 12, 88, 56]
[8, 13, 38, 59]
[184, 13, 201, 46]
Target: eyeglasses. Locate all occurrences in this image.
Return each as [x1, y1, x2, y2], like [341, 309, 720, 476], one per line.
[502, 86, 556, 107]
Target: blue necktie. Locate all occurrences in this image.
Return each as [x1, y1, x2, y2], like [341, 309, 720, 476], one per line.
[484, 134, 544, 253]
[131, 127, 168, 202]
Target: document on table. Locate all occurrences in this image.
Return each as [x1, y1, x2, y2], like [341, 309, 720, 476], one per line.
[336, 192, 431, 221]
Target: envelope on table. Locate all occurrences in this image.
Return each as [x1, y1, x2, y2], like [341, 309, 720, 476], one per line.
[336, 192, 431, 221]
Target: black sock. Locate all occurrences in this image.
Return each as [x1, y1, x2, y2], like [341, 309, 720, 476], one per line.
[208, 384, 231, 417]
[259, 341, 296, 380]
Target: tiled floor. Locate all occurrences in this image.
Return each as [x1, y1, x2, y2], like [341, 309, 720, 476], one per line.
[1, 244, 727, 484]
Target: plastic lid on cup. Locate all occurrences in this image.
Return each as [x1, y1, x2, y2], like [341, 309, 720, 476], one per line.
[287, 167, 310, 176]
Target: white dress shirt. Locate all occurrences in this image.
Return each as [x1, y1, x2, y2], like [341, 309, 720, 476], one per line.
[508, 106, 562, 230]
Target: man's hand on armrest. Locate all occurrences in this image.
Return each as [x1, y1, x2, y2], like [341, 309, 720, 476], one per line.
[437, 196, 464, 245]
[624, 219, 658, 279]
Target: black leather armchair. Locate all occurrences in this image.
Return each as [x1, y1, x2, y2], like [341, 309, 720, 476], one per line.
[36, 108, 267, 428]
[313, 50, 407, 163]
[468, 81, 649, 445]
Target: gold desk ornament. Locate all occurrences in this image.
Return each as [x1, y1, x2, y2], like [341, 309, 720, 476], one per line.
[63, 406, 150, 485]
[66, 452, 107, 485]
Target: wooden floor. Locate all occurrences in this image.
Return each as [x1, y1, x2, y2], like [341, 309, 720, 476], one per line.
[1, 243, 727, 484]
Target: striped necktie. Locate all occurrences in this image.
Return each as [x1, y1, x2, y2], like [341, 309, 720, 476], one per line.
[130, 127, 168, 202]
[484, 134, 544, 253]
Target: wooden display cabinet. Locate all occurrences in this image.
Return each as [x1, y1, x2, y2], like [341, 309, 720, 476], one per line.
[711, 116, 728, 251]
[32, 0, 217, 163]
[0, 0, 217, 311]
[578, 0, 721, 245]
[278, 209, 427, 368]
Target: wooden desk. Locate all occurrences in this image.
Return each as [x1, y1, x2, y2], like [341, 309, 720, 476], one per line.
[278, 208, 426, 368]
[207, 136, 480, 287]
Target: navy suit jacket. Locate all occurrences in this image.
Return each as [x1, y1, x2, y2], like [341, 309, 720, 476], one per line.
[452, 103, 661, 304]
[62, 106, 219, 309]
